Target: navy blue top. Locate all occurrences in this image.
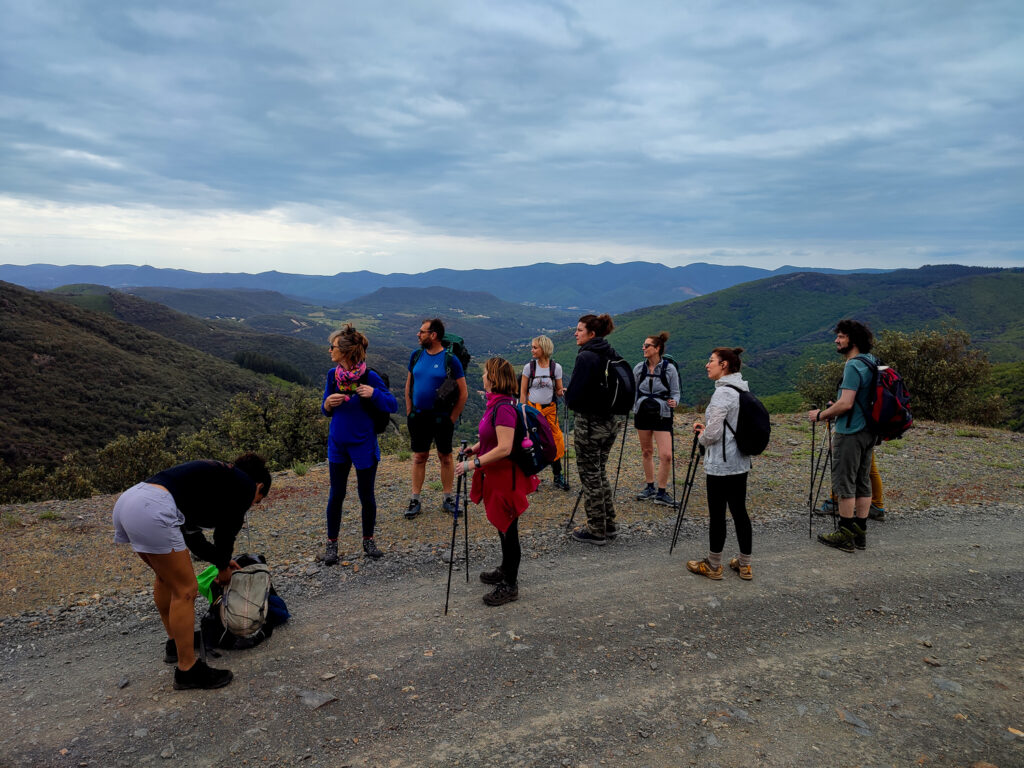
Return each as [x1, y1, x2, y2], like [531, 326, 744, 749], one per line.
[321, 368, 398, 461]
[146, 460, 256, 570]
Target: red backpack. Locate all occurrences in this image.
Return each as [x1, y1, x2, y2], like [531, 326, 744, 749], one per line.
[852, 355, 913, 442]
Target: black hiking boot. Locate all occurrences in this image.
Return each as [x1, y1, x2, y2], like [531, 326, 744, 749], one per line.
[636, 485, 657, 501]
[852, 522, 867, 551]
[817, 527, 855, 553]
[653, 489, 675, 507]
[173, 660, 233, 690]
[570, 526, 607, 546]
[405, 498, 422, 519]
[442, 497, 457, 515]
[605, 522, 618, 540]
[323, 540, 339, 566]
[552, 475, 570, 491]
[362, 538, 383, 559]
[479, 566, 504, 585]
[482, 583, 519, 606]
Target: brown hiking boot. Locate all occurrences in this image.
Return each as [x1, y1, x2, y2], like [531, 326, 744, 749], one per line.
[686, 558, 723, 580]
[729, 557, 753, 580]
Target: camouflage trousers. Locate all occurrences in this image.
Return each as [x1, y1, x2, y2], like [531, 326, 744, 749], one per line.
[574, 413, 622, 536]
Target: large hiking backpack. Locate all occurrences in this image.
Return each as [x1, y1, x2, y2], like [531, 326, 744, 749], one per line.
[636, 355, 680, 411]
[722, 384, 771, 457]
[220, 562, 272, 638]
[491, 401, 558, 476]
[358, 367, 394, 434]
[851, 355, 913, 442]
[201, 554, 289, 651]
[411, 333, 470, 413]
[603, 353, 636, 415]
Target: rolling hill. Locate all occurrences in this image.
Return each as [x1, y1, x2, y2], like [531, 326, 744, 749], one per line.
[549, 265, 1024, 407]
[0, 281, 272, 468]
[0, 261, 889, 313]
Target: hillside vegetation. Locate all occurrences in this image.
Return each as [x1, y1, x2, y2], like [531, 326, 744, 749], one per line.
[0, 281, 270, 467]
[549, 266, 1024, 408]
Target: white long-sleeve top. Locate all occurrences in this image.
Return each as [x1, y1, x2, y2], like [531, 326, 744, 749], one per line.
[699, 372, 753, 476]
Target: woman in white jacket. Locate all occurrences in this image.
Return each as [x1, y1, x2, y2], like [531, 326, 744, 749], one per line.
[687, 347, 754, 581]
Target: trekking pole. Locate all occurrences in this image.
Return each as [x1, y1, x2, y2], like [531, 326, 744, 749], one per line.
[669, 432, 701, 554]
[808, 413, 816, 538]
[612, 415, 628, 497]
[810, 423, 834, 531]
[670, 420, 677, 511]
[565, 488, 584, 531]
[462, 450, 470, 583]
[444, 440, 468, 615]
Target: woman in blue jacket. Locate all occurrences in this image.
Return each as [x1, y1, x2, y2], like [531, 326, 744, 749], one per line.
[322, 324, 397, 564]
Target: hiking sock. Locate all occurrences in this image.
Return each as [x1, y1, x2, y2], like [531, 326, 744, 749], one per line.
[658, 487, 666, 493]
[444, 493, 453, 503]
[839, 517, 857, 535]
[646, 482, 655, 491]
[737, 552, 751, 568]
[707, 550, 723, 570]
[411, 493, 421, 502]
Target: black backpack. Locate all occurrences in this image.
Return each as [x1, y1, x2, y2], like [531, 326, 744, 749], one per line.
[722, 384, 771, 457]
[411, 333, 470, 414]
[636, 355, 679, 397]
[358, 368, 394, 434]
[603, 353, 636, 415]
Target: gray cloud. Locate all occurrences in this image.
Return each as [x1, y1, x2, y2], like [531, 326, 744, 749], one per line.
[0, 0, 1021, 271]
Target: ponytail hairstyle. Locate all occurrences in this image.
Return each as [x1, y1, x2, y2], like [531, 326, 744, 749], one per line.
[711, 346, 744, 373]
[328, 324, 369, 366]
[578, 313, 615, 338]
[647, 331, 670, 355]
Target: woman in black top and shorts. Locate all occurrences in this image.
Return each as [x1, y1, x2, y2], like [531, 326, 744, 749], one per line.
[112, 453, 271, 689]
[632, 332, 680, 507]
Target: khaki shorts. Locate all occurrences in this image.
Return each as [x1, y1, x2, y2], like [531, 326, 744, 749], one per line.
[831, 430, 875, 499]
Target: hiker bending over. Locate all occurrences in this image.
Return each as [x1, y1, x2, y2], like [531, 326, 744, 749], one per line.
[519, 334, 568, 490]
[456, 357, 539, 606]
[632, 331, 680, 507]
[321, 324, 398, 565]
[404, 317, 468, 519]
[807, 320, 878, 552]
[564, 313, 621, 545]
[687, 348, 754, 581]
[112, 454, 271, 690]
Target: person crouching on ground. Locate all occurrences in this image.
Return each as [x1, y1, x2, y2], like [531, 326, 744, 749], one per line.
[456, 357, 539, 606]
[112, 453, 271, 689]
[321, 324, 398, 565]
[687, 348, 754, 580]
[564, 313, 622, 545]
[519, 334, 569, 490]
[633, 331, 680, 507]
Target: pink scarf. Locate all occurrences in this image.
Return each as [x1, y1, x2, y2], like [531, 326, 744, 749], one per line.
[334, 362, 366, 400]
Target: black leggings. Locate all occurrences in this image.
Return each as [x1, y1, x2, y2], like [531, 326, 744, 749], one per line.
[706, 472, 752, 556]
[499, 518, 521, 585]
[326, 460, 378, 539]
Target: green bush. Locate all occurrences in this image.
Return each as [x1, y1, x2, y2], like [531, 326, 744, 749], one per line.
[796, 327, 1005, 426]
[92, 428, 176, 494]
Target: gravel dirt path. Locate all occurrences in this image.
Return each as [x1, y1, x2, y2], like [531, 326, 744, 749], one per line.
[1, 416, 1022, 767]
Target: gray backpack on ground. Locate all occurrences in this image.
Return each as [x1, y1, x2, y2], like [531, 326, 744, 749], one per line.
[219, 563, 272, 638]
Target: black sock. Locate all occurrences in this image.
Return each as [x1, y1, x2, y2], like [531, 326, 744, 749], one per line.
[840, 517, 857, 533]
[658, 487, 666, 493]
[646, 482, 655, 490]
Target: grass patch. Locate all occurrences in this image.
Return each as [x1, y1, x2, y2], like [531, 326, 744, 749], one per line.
[955, 429, 988, 438]
[2, 512, 21, 528]
[397, 450, 411, 461]
[989, 461, 1017, 470]
[38, 510, 62, 521]
[427, 481, 443, 491]
[290, 460, 309, 476]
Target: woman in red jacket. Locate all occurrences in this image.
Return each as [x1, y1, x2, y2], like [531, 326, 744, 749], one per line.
[455, 357, 539, 606]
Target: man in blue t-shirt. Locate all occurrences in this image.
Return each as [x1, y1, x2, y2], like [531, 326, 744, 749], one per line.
[807, 319, 878, 552]
[403, 317, 468, 519]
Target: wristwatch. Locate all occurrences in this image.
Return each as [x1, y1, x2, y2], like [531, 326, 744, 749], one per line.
[473, 457, 481, 468]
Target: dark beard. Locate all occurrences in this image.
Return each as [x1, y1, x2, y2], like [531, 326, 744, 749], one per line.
[420, 338, 433, 349]
[836, 344, 851, 356]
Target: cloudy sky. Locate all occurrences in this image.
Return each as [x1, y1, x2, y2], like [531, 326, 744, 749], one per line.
[1, 1, 1022, 274]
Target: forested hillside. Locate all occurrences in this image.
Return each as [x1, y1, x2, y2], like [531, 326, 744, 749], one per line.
[0, 282, 270, 467]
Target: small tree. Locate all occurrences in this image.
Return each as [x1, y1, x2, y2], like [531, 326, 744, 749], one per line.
[797, 326, 1004, 426]
[92, 428, 176, 494]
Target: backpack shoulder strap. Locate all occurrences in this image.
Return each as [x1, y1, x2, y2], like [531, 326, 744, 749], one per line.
[529, 359, 537, 388]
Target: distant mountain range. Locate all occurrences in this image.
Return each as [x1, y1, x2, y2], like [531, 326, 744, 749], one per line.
[0, 261, 890, 313]
[549, 265, 1024, 406]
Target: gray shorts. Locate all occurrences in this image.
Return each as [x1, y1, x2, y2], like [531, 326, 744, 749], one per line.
[112, 483, 186, 554]
[831, 430, 875, 499]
